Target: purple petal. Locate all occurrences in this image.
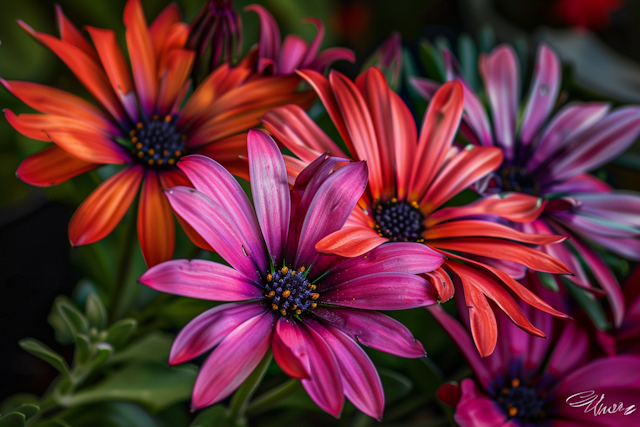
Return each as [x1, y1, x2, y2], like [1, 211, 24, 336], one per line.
[164, 187, 262, 280]
[546, 320, 590, 379]
[409, 76, 440, 100]
[277, 35, 307, 75]
[428, 306, 492, 389]
[170, 302, 266, 365]
[480, 45, 519, 159]
[247, 129, 290, 267]
[272, 317, 310, 379]
[299, 322, 344, 417]
[191, 310, 274, 409]
[554, 211, 639, 238]
[294, 161, 368, 268]
[319, 242, 443, 289]
[321, 272, 438, 310]
[178, 155, 268, 274]
[305, 47, 355, 73]
[519, 44, 560, 146]
[578, 230, 640, 261]
[244, 5, 280, 63]
[139, 259, 263, 301]
[299, 18, 324, 67]
[306, 318, 384, 421]
[529, 103, 610, 172]
[543, 173, 611, 194]
[573, 192, 640, 227]
[454, 379, 508, 427]
[314, 307, 425, 358]
[547, 106, 640, 182]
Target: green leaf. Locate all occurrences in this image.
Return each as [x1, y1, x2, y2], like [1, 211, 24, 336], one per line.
[55, 297, 89, 337]
[565, 280, 611, 330]
[12, 404, 39, 420]
[538, 272, 560, 292]
[379, 368, 413, 406]
[0, 413, 25, 427]
[89, 343, 114, 370]
[86, 293, 107, 330]
[418, 41, 446, 82]
[19, 339, 70, 377]
[74, 334, 92, 365]
[33, 421, 72, 427]
[65, 364, 197, 412]
[62, 402, 157, 427]
[107, 333, 173, 365]
[105, 319, 137, 349]
[189, 405, 230, 427]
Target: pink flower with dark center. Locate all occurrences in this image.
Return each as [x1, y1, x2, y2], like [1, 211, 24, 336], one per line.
[431, 272, 640, 427]
[139, 129, 444, 418]
[411, 44, 640, 327]
[245, 4, 355, 75]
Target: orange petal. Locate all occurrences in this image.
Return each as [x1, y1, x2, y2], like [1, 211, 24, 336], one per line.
[138, 169, 175, 267]
[46, 129, 132, 165]
[123, 0, 157, 116]
[315, 226, 388, 257]
[17, 145, 98, 187]
[429, 237, 571, 275]
[424, 267, 454, 303]
[149, 3, 181, 57]
[158, 168, 214, 252]
[156, 49, 195, 117]
[389, 90, 417, 200]
[425, 220, 566, 245]
[4, 110, 107, 142]
[408, 81, 464, 201]
[69, 165, 143, 246]
[55, 5, 101, 63]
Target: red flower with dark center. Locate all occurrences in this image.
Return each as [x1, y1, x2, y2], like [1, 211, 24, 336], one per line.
[5, 0, 314, 267]
[261, 67, 572, 356]
[140, 130, 444, 417]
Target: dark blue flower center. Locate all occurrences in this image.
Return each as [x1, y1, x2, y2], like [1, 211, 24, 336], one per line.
[373, 198, 425, 242]
[500, 166, 540, 196]
[497, 378, 546, 421]
[264, 267, 318, 317]
[130, 115, 186, 167]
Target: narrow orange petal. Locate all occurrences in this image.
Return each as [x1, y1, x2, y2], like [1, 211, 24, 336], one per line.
[4, 110, 108, 142]
[17, 145, 98, 187]
[69, 165, 143, 246]
[149, 3, 181, 57]
[55, 5, 101, 63]
[138, 169, 175, 267]
[156, 49, 195, 117]
[315, 226, 388, 257]
[425, 220, 566, 245]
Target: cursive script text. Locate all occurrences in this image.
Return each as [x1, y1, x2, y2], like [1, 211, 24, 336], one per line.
[566, 390, 636, 417]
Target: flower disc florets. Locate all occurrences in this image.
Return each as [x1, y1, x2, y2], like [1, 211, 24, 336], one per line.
[373, 198, 425, 242]
[264, 266, 318, 317]
[497, 378, 546, 422]
[130, 115, 186, 166]
[500, 166, 541, 195]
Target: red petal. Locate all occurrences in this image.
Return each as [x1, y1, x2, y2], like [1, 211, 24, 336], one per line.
[149, 3, 181, 57]
[315, 226, 388, 257]
[55, 5, 100, 63]
[425, 219, 566, 245]
[46, 129, 132, 165]
[69, 165, 143, 246]
[156, 49, 195, 117]
[137, 169, 175, 267]
[437, 383, 462, 407]
[17, 145, 98, 187]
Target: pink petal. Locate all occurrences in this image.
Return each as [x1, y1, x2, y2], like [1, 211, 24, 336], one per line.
[244, 5, 280, 65]
[519, 44, 561, 146]
[169, 302, 266, 364]
[454, 379, 508, 427]
[480, 45, 519, 160]
[546, 320, 590, 379]
[177, 154, 268, 274]
[272, 318, 311, 379]
[277, 35, 307, 75]
[139, 259, 263, 300]
[307, 319, 384, 421]
[321, 273, 438, 310]
[314, 307, 425, 358]
[248, 129, 290, 267]
[192, 310, 274, 408]
[305, 47, 355, 72]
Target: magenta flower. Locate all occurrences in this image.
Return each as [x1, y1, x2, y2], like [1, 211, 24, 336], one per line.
[245, 4, 354, 75]
[431, 273, 640, 427]
[598, 268, 640, 356]
[139, 129, 443, 418]
[411, 44, 640, 326]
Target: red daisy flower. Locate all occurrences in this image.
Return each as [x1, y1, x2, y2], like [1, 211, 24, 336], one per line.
[140, 129, 444, 417]
[261, 67, 571, 356]
[5, 0, 314, 267]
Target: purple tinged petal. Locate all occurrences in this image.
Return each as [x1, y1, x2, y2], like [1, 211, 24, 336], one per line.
[543, 173, 612, 194]
[305, 47, 355, 72]
[306, 319, 384, 421]
[454, 379, 508, 427]
[191, 310, 274, 409]
[578, 231, 640, 261]
[408, 76, 440, 100]
[529, 102, 610, 172]
[295, 161, 368, 268]
[554, 211, 639, 238]
[277, 35, 307, 75]
[299, 322, 344, 418]
[314, 307, 425, 358]
[178, 154, 268, 274]
[170, 302, 266, 365]
[480, 45, 519, 159]
[319, 242, 443, 289]
[547, 106, 640, 182]
[321, 273, 438, 310]
[299, 18, 325, 67]
[247, 129, 290, 267]
[428, 306, 492, 389]
[519, 44, 561, 146]
[139, 259, 263, 301]
[164, 187, 262, 280]
[546, 320, 590, 379]
[272, 318, 311, 379]
[244, 5, 280, 64]
[573, 192, 640, 227]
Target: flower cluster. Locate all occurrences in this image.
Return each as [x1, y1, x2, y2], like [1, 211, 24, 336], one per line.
[3, 0, 640, 425]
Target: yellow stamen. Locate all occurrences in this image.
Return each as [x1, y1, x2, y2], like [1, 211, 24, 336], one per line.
[168, 158, 175, 165]
[282, 290, 291, 298]
[148, 149, 155, 155]
[309, 284, 316, 290]
[281, 266, 289, 274]
[174, 150, 182, 157]
[129, 130, 136, 137]
[137, 152, 144, 158]
[157, 159, 163, 165]
[411, 201, 419, 209]
[136, 122, 143, 130]
[267, 291, 275, 298]
[280, 309, 287, 316]
[267, 273, 273, 282]
[295, 309, 302, 315]
[511, 379, 520, 387]
[164, 115, 172, 122]
[502, 388, 509, 395]
[299, 266, 305, 272]
[291, 271, 296, 276]
[311, 293, 319, 300]
[131, 137, 138, 143]
[148, 159, 154, 165]
[163, 150, 169, 156]
[391, 197, 398, 203]
[310, 303, 317, 309]
[136, 142, 143, 149]
[272, 304, 278, 310]
[508, 408, 518, 417]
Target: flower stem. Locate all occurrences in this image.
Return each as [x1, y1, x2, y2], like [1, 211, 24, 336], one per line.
[227, 350, 273, 425]
[245, 378, 303, 417]
[108, 199, 139, 322]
